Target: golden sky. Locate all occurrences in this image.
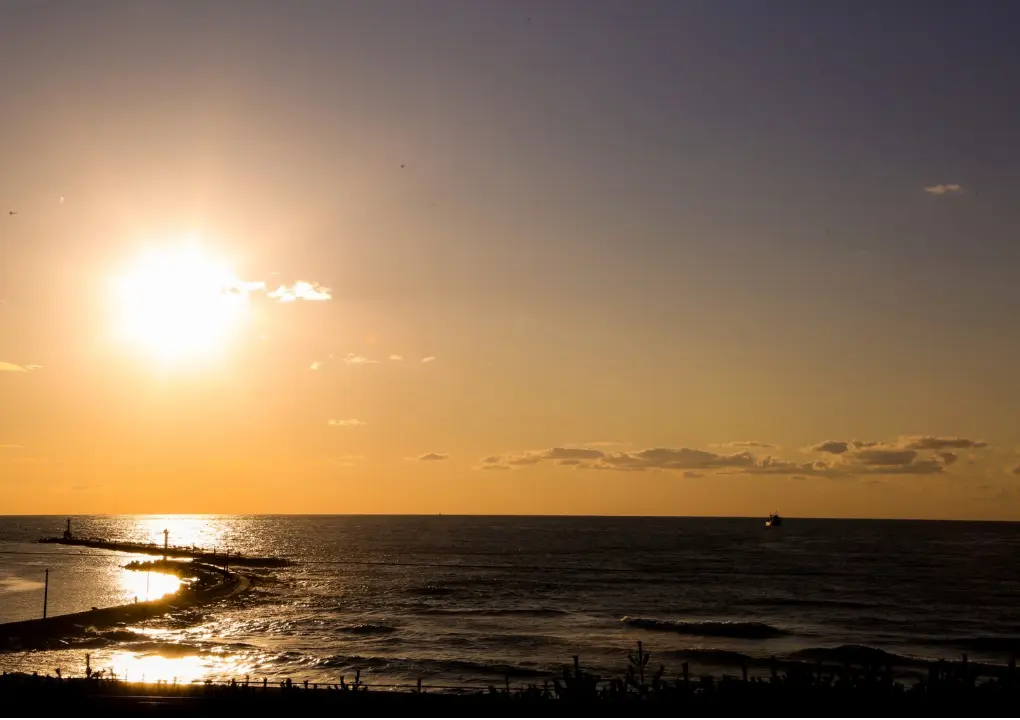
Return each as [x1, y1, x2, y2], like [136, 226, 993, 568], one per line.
[2, 2, 1020, 518]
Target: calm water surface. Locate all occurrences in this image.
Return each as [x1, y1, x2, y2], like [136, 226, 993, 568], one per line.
[1, 515, 1018, 687]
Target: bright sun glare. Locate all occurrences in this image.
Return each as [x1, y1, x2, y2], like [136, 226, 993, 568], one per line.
[113, 243, 255, 363]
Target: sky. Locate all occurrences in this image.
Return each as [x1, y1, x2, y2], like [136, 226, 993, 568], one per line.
[2, 0, 1020, 518]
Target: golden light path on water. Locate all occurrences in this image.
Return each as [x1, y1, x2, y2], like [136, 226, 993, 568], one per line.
[117, 567, 182, 603]
[130, 515, 231, 553]
[100, 516, 253, 683]
[105, 650, 259, 685]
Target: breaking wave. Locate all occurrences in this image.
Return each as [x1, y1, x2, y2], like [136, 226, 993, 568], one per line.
[337, 623, 397, 635]
[621, 617, 790, 639]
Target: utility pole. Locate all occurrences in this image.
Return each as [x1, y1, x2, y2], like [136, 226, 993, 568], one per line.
[42, 568, 49, 619]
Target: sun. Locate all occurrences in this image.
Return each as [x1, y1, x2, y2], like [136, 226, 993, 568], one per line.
[111, 243, 257, 363]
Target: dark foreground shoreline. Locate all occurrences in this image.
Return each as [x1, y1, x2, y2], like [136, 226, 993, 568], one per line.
[5, 656, 1019, 718]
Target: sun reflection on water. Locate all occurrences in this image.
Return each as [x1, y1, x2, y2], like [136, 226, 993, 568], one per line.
[129, 515, 228, 552]
[105, 650, 257, 685]
[118, 568, 182, 602]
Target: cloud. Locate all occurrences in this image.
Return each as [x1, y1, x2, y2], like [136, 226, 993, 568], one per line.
[853, 448, 918, 467]
[478, 433, 986, 478]
[327, 454, 363, 467]
[327, 418, 366, 427]
[482, 464, 511, 471]
[344, 353, 378, 365]
[717, 441, 774, 449]
[924, 183, 963, 196]
[0, 362, 41, 372]
[601, 447, 758, 471]
[268, 281, 332, 302]
[421, 356, 436, 363]
[483, 446, 757, 473]
[0, 445, 24, 450]
[419, 452, 448, 461]
[310, 361, 324, 370]
[937, 452, 958, 466]
[543, 447, 605, 461]
[389, 355, 404, 361]
[811, 440, 851, 455]
[898, 436, 986, 451]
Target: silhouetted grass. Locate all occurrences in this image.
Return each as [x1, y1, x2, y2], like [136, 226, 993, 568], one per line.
[2, 643, 1018, 716]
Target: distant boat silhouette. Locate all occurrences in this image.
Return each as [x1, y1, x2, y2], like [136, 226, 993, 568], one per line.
[765, 512, 782, 527]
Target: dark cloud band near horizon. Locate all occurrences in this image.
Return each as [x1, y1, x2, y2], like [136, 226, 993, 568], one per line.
[480, 436, 990, 478]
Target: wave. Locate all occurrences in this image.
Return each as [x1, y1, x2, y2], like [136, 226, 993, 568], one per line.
[126, 641, 209, 657]
[417, 607, 569, 618]
[621, 617, 789, 639]
[747, 598, 879, 610]
[406, 585, 457, 596]
[789, 645, 924, 667]
[337, 623, 397, 636]
[317, 654, 550, 678]
[661, 648, 756, 666]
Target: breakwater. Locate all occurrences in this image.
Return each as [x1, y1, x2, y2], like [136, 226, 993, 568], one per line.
[0, 561, 249, 650]
[38, 535, 291, 567]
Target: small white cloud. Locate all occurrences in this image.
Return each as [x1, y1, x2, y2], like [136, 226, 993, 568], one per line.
[310, 361, 324, 370]
[389, 355, 404, 361]
[328, 418, 366, 427]
[421, 356, 436, 363]
[268, 281, 332, 302]
[0, 362, 28, 372]
[924, 183, 963, 196]
[344, 353, 378, 365]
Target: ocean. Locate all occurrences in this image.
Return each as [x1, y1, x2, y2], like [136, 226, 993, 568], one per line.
[0, 515, 1018, 687]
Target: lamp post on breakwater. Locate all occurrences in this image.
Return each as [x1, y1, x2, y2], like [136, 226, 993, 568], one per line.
[42, 568, 49, 619]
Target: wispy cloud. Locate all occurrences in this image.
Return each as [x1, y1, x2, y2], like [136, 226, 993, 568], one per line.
[924, 183, 963, 196]
[421, 356, 436, 363]
[716, 440, 774, 449]
[268, 281, 332, 302]
[0, 445, 24, 450]
[344, 353, 378, 365]
[418, 452, 449, 461]
[898, 436, 986, 451]
[328, 454, 362, 468]
[0, 362, 41, 372]
[327, 418, 366, 427]
[389, 355, 404, 361]
[310, 361, 324, 370]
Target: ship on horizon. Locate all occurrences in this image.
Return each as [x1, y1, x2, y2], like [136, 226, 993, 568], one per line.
[766, 512, 782, 527]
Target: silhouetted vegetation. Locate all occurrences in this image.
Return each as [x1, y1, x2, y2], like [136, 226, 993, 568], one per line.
[1, 643, 1018, 716]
